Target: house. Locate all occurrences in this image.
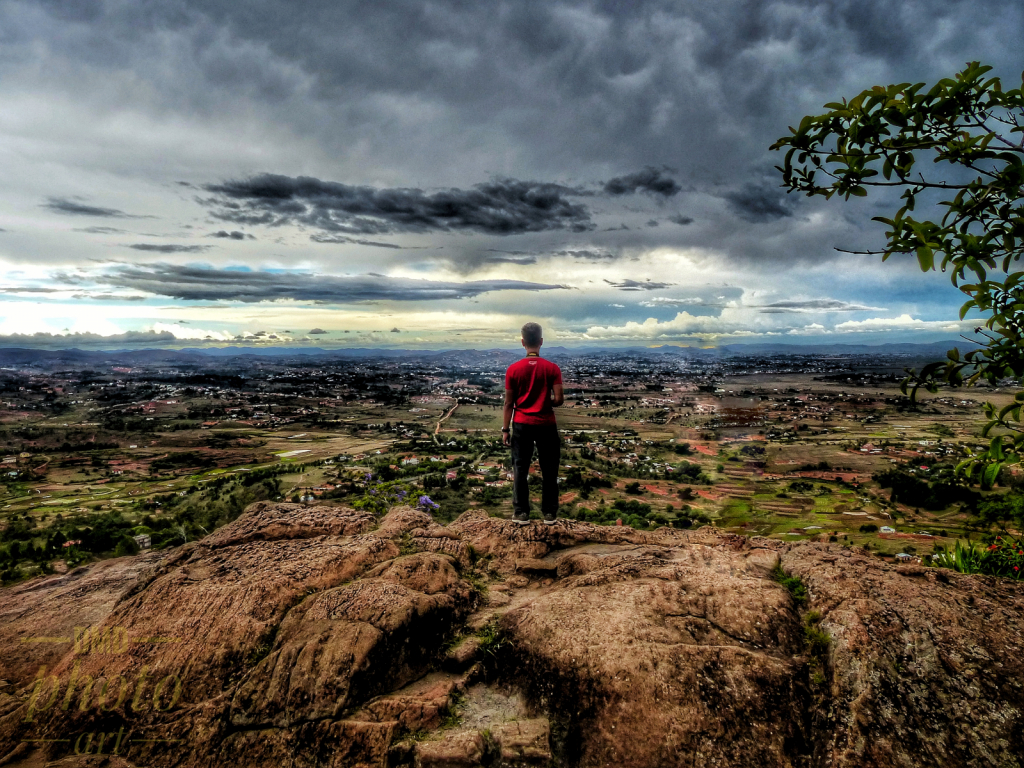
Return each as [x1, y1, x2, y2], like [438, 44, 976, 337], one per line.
[880, 526, 896, 534]
[133, 534, 152, 550]
[895, 553, 913, 562]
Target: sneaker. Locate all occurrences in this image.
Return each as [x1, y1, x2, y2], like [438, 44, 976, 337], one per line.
[512, 512, 530, 525]
[543, 513, 557, 525]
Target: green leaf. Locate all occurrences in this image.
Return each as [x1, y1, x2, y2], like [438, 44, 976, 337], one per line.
[982, 461, 1001, 489]
[916, 246, 934, 271]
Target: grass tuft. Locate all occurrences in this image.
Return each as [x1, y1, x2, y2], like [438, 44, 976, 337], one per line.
[802, 610, 830, 656]
[477, 619, 509, 659]
[439, 691, 465, 730]
[397, 532, 417, 557]
[771, 562, 808, 606]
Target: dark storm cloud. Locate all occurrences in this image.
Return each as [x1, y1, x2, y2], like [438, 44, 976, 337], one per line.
[604, 279, 674, 291]
[555, 249, 616, 261]
[482, 254, 537, 265]
[4, 0, 1023, 283]
[667, 215, 694, 226]
[75, 226, 127, 234]
[468, 246, 617, 268]
[127, 244, 212, 253]
[721, 183, 793, 223]
[92, 264, 567, 303]
[201, 174, 594, 235]
[476, 249, 538, 265]
[757, 299, 885, 313]
[44, 198, 150, 218]
[0, 286, 61, 294]
[208, 230, 255, 240]
[310, 234, 404, 249]
[73, 293, 148, 301]
[604, 167, 681, 198]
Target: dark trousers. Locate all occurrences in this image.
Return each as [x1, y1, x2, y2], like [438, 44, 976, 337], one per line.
[511, 422, 561, 516]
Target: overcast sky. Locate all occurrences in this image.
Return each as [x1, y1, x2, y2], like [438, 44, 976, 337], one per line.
[0, 0, 1021, 349]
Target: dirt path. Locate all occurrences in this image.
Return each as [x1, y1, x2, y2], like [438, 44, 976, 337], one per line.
[433, 402, 459, 444]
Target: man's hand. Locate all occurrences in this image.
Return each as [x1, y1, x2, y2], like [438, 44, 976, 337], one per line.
[502, 387, 515, 446]
[551, 383, 564, 407]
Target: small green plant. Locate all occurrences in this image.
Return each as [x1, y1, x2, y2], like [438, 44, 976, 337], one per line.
[439, 629, 464, 658]
[802, 610, 830, 688]
[480, 728, 496, 751]
[439, 692, 465, 730]
[397, 532, 417, 557]
[771, 562, 808, 606]
[0, 564, 25, 586]
[463, 570, 488, 598]
[477, 619, 509, 659]
[114, 535, 140, 557]
[802, 610, 830, 656]
[246, 641, 272, 666]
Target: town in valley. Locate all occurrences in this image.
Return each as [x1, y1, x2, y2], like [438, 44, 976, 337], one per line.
[0, 344, 1016, 582]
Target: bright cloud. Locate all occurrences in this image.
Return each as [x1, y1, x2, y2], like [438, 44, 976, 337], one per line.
[788, 323, 831, 335]
[833, 315, 968, 334]
[583, 311, 754, 340]
[151, 323, 237, 341]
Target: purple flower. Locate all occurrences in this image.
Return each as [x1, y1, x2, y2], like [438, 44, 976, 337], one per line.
[417, 494, 440, 510]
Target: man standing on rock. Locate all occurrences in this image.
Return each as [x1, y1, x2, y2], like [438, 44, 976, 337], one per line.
[502, 322, 564, 525]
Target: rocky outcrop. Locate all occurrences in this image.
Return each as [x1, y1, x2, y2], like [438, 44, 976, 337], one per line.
[0, 504, 1021, 768]
[784, 545, 1024, 766]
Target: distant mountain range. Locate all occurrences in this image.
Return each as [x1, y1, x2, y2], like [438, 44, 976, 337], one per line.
[0, 340, 969, 367]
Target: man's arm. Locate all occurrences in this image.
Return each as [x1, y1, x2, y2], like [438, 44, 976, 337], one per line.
[550, 383, 564, 407]
[502, 388, 515, 445]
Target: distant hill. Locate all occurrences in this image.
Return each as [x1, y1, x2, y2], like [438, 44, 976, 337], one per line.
[0, 339, 970, 366]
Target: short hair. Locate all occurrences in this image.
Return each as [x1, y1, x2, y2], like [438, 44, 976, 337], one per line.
[521, 322, 542, 347]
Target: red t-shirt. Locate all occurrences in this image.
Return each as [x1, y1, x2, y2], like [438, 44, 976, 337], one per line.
[505, 355, 563, 425]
